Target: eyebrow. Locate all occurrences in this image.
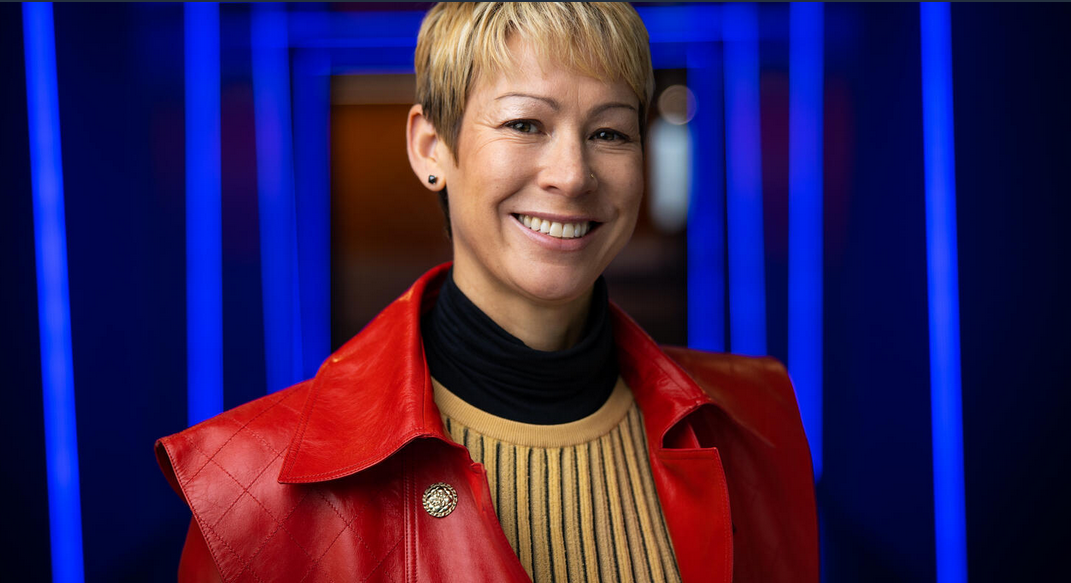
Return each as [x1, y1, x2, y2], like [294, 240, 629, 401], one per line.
[495, 92, 637, 116]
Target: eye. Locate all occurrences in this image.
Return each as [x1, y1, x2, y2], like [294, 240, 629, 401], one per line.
[505, 120, 538, 133]
[591, 128, 630, 142]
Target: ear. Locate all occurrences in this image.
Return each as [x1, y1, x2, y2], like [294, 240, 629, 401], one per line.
[406, 104, 448, 191]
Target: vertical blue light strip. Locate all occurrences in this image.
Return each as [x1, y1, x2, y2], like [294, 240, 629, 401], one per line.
[185, 3, 223, 426]
[23, 4, 86, 582]
[686, 34, 727, 352]
[921, 4, 968, 583]
[252, 4, 304, 393]
[789, 3, 825, 480]
[293, 45, 331, 379]
[722, 3, 767, 356]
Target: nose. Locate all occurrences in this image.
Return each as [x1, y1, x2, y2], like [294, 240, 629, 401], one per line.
[538, 134, 596, 197]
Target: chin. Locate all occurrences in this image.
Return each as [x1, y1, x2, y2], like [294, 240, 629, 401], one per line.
[508, 263, 600, 305]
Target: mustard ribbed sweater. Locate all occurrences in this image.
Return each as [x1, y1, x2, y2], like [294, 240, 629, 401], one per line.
[434, 378, 681, 583]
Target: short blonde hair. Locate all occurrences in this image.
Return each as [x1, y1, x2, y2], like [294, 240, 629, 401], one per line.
[415, 2, 655, 159]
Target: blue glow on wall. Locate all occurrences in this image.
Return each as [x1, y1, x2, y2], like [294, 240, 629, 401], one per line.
[23, 4, 86, 581]
[185, 3, 223, 426]
[637, 4, 722, 45]
[921, 4, 968, 582]
[789, 3, 825, 480]
[722, 3, 767, 356]
[287, 11, 423, 74]
[252, 4, 304, 393]
[293, 44, 332, 379]
[288, 10, 424, 50]
[292, 8, 741, 75]
[686, 37, 726, 353]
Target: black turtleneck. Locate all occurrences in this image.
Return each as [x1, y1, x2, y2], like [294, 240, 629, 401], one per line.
[421, 270, 618, 425]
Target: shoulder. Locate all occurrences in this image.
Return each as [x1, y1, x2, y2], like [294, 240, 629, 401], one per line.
[661, 348, 798, 414]
[154, 380, 312, 504]
[154, 382, 314, 580]
[661, 347, 792, 395]
[660, 347, 806, 454]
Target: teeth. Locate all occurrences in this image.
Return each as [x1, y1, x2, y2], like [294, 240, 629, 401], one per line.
[518, 215, 592, 239]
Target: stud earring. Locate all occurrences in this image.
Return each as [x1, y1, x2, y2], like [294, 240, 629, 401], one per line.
[427, 175, 438, 185]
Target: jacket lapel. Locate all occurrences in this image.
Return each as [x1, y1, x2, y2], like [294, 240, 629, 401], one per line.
[613, 306, 734, 583]
[277, 263, 532, 580]
[278, 263, 456, 484]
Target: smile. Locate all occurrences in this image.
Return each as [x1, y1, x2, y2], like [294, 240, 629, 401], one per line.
[512, 214, 597, 239]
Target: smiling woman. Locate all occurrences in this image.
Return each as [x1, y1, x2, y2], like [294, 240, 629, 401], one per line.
[408, 35, 645, 351]
[155, 3, 818, 583]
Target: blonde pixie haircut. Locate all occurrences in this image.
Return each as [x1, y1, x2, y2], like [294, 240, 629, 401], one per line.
[415, 2, 655, 160]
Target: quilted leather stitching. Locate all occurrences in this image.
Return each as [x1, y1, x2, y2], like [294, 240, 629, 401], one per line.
[192, 433, 395, 583]
[180, 433, 290, 533]
[208, 447, 288, 532]
[175, 386, 407, 582]
[296, 497, 377, 583]
[277, 399, 305, 418]
[186, 390, 297, 482]
[199, 516, 269, 583]
[233, 423, 365, 581]
[358, 536, 404, 583]
[314, 490, 380, 563]
[236, 428, 353, 576]
[181, 433, 322, 581]
[238, 404, 301, 457]
[231, 490, 314, 582]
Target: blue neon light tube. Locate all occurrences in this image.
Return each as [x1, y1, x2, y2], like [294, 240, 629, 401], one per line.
[686, 36, 726, 353]
[23, 4, 86, 581]
[722, 3, 767, 356]
[292, 47, 331, 379]
[921, 4, 968, 582]
[252, 4, 304, 393]
[185, 3, 223, 426]
[788, 3, 824, 480]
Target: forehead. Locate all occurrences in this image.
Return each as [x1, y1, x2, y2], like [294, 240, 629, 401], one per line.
[468, 37, 639, 110]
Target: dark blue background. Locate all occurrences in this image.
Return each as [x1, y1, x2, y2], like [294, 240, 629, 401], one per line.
[1, 3, 1067, 581]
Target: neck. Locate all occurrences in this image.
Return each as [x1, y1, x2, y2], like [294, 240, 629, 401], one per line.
[452, 265, 593, 352]
[421, 265, 619, 424]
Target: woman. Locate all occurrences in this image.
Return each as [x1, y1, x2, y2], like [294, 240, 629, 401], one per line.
[156, 3, 817, 582]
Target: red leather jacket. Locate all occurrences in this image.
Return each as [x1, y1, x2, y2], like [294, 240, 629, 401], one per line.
[156, 264, 818, 582]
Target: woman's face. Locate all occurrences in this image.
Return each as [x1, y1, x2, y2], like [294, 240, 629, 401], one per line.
[437, 39, 644, 309]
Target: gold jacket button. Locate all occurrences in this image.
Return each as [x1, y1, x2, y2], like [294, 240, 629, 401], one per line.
[422, 482, 458, 518]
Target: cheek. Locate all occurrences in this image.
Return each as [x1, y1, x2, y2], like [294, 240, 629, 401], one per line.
[456, 141, 531, 206]
[610, 157, 646, 216]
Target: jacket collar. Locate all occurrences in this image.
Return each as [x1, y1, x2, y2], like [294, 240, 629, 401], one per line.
[278, 262, 716, 484]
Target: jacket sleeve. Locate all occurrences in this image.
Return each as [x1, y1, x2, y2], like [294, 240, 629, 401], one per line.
[179, 519, 224, 583]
